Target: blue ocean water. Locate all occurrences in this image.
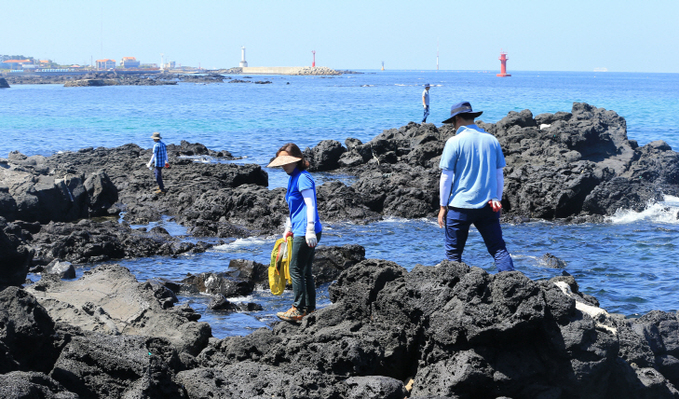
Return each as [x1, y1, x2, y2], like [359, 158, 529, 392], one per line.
[2, 70, 678, 337]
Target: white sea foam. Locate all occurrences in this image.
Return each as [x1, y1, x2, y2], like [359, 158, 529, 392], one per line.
[214, 236, 272, 251]
[606, 195, 679, 225]
[227, 294, 255, 302]
[177, 155, 214, 163]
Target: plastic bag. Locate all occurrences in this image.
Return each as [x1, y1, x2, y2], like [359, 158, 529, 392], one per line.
[269, 236, 292, 295]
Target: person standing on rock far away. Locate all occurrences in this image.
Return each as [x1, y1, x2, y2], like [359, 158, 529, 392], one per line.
[267, 143, 323, 323]
[437, 102, 515, 272]
[422, 83, 431, 123]
[147, 132, 169, 194]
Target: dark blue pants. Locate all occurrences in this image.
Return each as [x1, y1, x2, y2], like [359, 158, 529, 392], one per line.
[290, 232, 321, 312]
[422, 106, 430, 123]
[444, 205, 514, 272]
[154, 167, 165, 191]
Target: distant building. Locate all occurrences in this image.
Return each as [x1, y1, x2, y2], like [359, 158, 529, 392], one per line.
[121, 57, 141, 69]
[96, 59, 116, 70]
[2, 59, 32, 69]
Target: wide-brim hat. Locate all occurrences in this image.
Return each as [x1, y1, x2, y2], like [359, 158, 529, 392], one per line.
[267, 154, 302, 168]
[442, 101, 483, 124]
[151, 132, 162, 139]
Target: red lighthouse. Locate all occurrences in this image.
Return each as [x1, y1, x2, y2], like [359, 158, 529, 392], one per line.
[497, 51, 511, 77]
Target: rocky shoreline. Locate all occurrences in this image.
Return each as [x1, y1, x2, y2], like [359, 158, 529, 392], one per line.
[2, 67, 354, 87]
[2, 103, 679, 398]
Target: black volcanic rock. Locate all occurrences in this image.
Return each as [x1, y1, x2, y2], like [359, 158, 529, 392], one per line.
[2, 254, 679, 397]
[0, 158, 118, 223]
[304, 139, 346, 171]
[63, 78, 110, 87]
[0, 371, 78, 399]
[29, 219, 213, 264]
[10, 102, 674, 248]
[0, 218, 33, 285]
[194, 259, 679, 398]
[0, 286, 58, 374]
[300, 103, 679, 223]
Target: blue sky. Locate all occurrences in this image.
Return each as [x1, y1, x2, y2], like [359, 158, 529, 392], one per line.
[4, 0, 678, 72]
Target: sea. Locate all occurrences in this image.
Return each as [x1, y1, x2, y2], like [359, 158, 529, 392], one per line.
[2, 70, 678, 338]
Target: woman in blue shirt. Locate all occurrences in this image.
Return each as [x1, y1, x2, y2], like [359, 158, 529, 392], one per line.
[267, 143, 322, 323]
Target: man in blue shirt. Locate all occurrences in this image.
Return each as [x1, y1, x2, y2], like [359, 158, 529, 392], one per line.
[147, 132, 168, 194]
[438, 102, 515, 272]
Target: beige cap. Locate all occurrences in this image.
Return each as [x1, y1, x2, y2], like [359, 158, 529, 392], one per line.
[151, 132, 162, 139]
[267, 154, 302, 168]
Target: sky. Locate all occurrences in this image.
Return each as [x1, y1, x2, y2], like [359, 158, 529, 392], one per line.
[4, 0, 679, 73]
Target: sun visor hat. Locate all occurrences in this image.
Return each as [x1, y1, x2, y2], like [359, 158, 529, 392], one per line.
[267, 154, 302, 168]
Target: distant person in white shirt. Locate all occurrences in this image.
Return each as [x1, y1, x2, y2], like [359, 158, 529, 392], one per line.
[422, 84, 431, 123]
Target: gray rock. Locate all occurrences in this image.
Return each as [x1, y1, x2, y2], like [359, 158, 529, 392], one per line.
[0, 371, 78, 399]
[44, 259, 76, 279]
[207, 294, 239, 311]
[304, 139, 346, 171]
[50, 330, 186, 399]
[181, 272, 254, 298]
[29, 219, 212, 264]
[0, 286, 57, 374]
[26, 264, 211, 356]
[0, 218, 33, 285]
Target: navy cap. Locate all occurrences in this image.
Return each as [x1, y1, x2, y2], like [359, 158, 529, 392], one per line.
[442, 101, 483, 124]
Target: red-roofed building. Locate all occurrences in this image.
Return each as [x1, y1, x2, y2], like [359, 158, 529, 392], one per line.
[2, 59, 32, 69]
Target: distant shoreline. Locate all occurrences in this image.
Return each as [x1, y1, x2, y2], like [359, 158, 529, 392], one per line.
[0, 67, 362, 86]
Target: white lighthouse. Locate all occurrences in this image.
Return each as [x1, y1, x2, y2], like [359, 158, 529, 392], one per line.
[239, 46, 248, 67]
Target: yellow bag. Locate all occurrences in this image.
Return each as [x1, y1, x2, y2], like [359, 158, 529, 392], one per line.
[269, 237, 292, 295]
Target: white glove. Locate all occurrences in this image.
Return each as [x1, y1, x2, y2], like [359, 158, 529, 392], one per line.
[282, 217, 292, 239]
[305, 221, 317, 247]
[146, 160, 153, 169]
